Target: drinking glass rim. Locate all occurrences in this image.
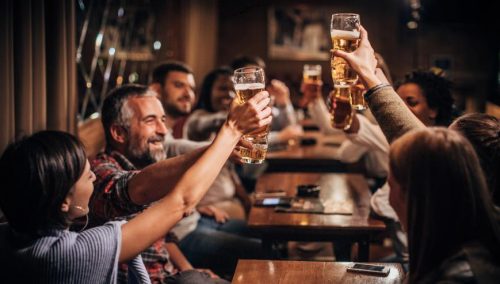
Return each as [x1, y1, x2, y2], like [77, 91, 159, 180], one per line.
[331, 13, 360, 18]
[304, 64, 322, 68]
[234, 66, 264, 74]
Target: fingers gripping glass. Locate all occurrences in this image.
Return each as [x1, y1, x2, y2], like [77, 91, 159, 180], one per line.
[330, 13, 361, 86]
[233, 67, 269, 164]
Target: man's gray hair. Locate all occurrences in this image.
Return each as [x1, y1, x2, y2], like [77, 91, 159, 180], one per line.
[101, 84, 156, 144]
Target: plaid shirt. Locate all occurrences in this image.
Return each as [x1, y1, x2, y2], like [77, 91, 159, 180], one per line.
[90, 149, 178, 284]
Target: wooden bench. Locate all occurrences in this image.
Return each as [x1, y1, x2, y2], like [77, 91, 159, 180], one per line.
[77, 116, 105, 159]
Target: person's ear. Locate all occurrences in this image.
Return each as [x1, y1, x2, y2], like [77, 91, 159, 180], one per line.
[149, 83, 162, 99]
[61, 196, 71, 213]
[110, 124, 128, 144]
[429, 108, 438, 120]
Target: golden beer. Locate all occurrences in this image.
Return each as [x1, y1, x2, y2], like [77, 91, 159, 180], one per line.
[235, 83, 269, 164]
[303, 71, 321, 84]
[303, 64, 321, 84]
[329, 85, 354, 129]
[350, 83, 366, 110]
[331, 29, 360, 85]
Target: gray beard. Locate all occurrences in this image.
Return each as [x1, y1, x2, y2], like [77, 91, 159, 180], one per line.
[127, 145, 166, 168]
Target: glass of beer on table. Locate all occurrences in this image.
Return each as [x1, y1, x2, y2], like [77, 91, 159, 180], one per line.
[233, 67, 269, 164]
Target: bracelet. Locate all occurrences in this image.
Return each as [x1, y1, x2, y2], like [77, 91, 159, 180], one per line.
[364, 83, 392, 100]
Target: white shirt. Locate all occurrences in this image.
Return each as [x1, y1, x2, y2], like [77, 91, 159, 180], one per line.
[308, 97, 398, 221]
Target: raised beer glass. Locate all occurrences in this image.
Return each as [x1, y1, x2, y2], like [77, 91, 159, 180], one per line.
[303, 64, 322, 84]
[302, 64, 322, 105]
[233, 67, 269, 164]
[328, 85, 354, 130]
[330, 13, 360, 86]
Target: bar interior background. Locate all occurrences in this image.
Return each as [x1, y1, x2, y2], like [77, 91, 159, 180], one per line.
[0, 0, 498, 153]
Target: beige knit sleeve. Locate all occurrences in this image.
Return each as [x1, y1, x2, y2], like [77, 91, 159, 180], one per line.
[366, 86, 425, 143]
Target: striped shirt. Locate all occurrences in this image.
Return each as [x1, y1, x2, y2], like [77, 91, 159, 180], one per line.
[0, 221, 150, 284]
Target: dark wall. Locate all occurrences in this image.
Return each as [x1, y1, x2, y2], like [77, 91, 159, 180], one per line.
[217, 0, 499, 108]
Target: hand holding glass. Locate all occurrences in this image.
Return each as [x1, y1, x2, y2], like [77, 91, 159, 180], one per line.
[330, 13, 361, 86]
[233, 67, 269, 164]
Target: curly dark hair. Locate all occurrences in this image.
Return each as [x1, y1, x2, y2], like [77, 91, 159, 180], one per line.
[196, 66, 233, 113]
[396, 70, 454, 126]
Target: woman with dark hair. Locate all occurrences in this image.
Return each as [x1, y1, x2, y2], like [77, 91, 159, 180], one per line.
[184, 67, 235, 142]
[0, 87, 271, 283]
[394, 70, 454, 127]
[0, 131, 150, 283]
[389, 128, 500, 282]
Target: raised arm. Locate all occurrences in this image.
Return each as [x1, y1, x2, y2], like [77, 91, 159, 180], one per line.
[333, 26, 425, 143]
[127, 146, 206, 205]
[119, 91, 272, 262]
[185, 110, 228, 141]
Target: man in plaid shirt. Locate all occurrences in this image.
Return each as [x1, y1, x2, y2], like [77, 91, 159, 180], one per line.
[90, 84, 231, 284]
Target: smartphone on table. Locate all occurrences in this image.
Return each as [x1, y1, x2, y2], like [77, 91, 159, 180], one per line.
[346, 263, 390, 276]
[254, 197, 292, 207]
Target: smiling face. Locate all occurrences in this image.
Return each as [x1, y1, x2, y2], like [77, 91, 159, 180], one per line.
[397, 83, 437, 126]
[210, 74, 235, 112]
[125, 96, 168, 167]
[160, 71, 196, 118]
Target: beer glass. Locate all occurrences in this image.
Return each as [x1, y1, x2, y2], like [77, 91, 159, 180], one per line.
[233, 67, 269, 164]
[350, 81, 366, 110]
[331, 13, 360, 85]
[328, 85, 354, 130]
[302, 64, 322, 105]
[303, 64, 322, 84]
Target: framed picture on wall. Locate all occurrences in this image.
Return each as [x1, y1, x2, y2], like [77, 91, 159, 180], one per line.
[268, 6, 330, 60]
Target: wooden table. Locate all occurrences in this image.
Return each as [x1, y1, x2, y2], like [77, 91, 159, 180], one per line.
[248, 173, 386, 261]
[266, 131, 365, 173]
[232, 260, 404, 284]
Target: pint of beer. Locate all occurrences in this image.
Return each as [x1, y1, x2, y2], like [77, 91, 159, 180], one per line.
[301, 64, 322, 105]
[233, 67, 269, 164]
[328, 85, 354, 130]
[303, 64, 322, 84]
[350, 82, 366, 110]
[331, 14, 360, 85]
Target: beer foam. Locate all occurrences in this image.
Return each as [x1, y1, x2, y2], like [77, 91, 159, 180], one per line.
[235, 83, 265, 91]
[304, 70, 321, 76]
[331, 29, 360, 39]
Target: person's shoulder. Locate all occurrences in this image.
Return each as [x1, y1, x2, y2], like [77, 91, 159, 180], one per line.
[429, 244, 500, 284]
[436, 249, 475, 283]
[53, 222, 123, 250]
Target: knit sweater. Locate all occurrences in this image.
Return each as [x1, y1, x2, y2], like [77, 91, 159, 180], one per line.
[0, 221, 150, 284]
[365, 86, 425, 144]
